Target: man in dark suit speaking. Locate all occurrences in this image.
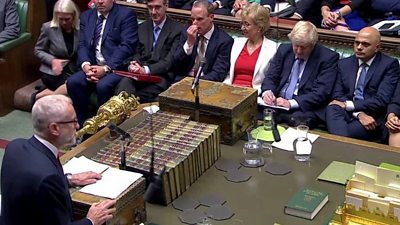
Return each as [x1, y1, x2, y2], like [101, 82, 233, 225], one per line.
[0, 95, 116, 225]
[67, 0, 138, 127]
[173, 0, 234, 82]
[115, 0, 183, 102]
[261, 21, 339, 127]
[326, 27, 400, 141]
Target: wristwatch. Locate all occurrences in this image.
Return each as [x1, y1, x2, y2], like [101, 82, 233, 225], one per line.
[335, 10, 342, 19]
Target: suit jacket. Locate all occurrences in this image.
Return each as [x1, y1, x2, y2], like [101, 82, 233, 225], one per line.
[134, 17, 183, 82]
[0, 0, 19, 43]
[224, 36, 278, 94]
[333, 52, 400, 117]
[174, 25, 234, 82]
[77, 4, 138, 70]
[34, 21, 79, 76]
[261, 43, 339, 111]
[0, 137, 91, 225]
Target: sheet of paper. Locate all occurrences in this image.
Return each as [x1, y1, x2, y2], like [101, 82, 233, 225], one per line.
[257, 97, 289, 111]
[143, 105, 159, 114]
[63, 156, 109, 174]
[79, 168, 143, 199]
[272, 127, 319, 151]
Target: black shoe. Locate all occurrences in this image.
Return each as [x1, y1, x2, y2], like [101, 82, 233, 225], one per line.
[30, 91, 39, 110]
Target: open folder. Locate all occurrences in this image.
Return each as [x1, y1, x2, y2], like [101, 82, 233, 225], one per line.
[63, 156, 142, 199]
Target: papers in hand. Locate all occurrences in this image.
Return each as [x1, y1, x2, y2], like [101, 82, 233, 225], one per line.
[63, 156, 143, 199]
[272, 127, 319, 151]
[79, 168, 143, 199]
[257, 97, 289, 111]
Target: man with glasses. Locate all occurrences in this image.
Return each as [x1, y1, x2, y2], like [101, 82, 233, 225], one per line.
[261, 21, 339, 128]
[115, 0, 183, 102]
[173, 0, 233, 82]
[1, 95, 116, 225]
[326, 27, 400, 141]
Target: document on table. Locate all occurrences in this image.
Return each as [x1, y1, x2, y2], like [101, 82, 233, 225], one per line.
[79, 167, 143, 199]
[257, 97, 289, 111]
[272, 127, 319, 151]
[63, 156, 109, 174]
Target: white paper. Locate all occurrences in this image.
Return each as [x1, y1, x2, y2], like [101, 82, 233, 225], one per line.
[79, 168, 143, 199]
[143, 105, 159, 114]
[63, 156, 109, 174]
[272, 127, 319, 151]
[257, 97, 289, 111]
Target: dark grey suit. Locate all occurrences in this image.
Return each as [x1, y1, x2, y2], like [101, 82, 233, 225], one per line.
[34, 21, 79, 87]
[0, 0, 20, 43]
[116, 17, 183, 102]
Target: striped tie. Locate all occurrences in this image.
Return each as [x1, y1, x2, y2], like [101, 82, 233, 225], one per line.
[93, 15, 105, 47]
[153, 26, 161, 48]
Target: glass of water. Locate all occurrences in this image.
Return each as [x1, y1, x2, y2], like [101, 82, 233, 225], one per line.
[263, 109, 274, 131]
[294, 125, 312, 161]
[243, 129, 262, 165]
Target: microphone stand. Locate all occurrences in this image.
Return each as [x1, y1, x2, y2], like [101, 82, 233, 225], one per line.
[191, 59, 206, 122]
[119, 136, 130, 171]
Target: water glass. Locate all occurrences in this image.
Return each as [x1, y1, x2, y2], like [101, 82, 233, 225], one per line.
[294, 125, 312, 161]
[260, 142, 273, 158]
[263, 109, 273, 131]
[243, 129, 261, 165]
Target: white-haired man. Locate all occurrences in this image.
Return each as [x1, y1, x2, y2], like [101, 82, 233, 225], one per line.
[1, 95, 116, 225]
[261, 21, 339, 128]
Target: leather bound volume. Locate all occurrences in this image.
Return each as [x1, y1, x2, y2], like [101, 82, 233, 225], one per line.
[113, 70, 162, 83]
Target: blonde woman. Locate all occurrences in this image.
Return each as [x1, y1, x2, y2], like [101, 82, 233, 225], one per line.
[33, 0, 80, 103]
[224, 3, 277, 95]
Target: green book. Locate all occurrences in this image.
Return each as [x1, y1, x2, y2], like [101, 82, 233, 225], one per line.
[317, 161, 355, 185]
[284, 187, 329, 220]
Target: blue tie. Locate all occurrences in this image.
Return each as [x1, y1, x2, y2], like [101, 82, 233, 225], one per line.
[93, 15, 105, 47]
[354, 63, 368, 100]
[284, 58, 304, 99]
[153, 26, 161, 48]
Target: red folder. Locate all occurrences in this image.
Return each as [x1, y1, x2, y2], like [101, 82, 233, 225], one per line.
[113, 70, 162, 83]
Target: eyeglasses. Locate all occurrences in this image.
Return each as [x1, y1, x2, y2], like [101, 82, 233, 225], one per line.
[56, 119, 78, 125]
[240, 22, 254, 29]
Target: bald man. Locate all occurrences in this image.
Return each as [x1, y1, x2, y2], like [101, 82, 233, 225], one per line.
[326, 27, 400, 141]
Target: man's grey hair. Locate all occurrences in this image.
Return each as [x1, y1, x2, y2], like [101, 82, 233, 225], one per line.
[193, 0, 214, 14]
[32, 95, 73, 135]
[288, 21, 318, 46]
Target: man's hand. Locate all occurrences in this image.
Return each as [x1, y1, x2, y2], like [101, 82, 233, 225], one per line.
[186, 25, 199, 47]
[386, 112, 400, 133]
[358, 112, 377, 131]
[68, 171, 102, 187]
[262, 91, 276, 105]
[51, 59, 68, 75]
[276, 97, 290, 109]
[87, 199, 116, 225]
[329, 100, 346, 108]
[128, 61, 145, 74]
[322, 11, 338, 27]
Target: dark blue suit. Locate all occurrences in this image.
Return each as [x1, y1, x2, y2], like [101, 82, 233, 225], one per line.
[261, 43, 339, 127]
[326, 52, 400, 140]
[0, 137, 90, 225]
[173, 25, 233, 82]
[67, 4, 138, 126]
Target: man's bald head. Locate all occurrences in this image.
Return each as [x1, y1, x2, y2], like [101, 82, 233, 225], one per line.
[354, 27, 381, 62]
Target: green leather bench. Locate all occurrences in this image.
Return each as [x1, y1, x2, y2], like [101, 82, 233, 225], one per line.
[0, 0, 31, 53]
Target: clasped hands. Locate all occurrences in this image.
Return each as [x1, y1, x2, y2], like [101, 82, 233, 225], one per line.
[83, 64, 107, 83]
[386, 113, 400, 133]
[329, 100, 377, 130]
[322, 10, 341, 28]
[128, 61, 145, 74]
[263, 91, 290, 109]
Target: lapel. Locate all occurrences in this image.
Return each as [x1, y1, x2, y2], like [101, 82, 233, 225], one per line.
[204, 27, 217, 61]
[88, 9, 98, 45]
[101, 4, 118, 45]
[154, 18, 171, 54]
[364, 52, 380, 87]
[72, 28, 79, 56]
[280, 50, 296, 88]
[349, 56, 360, 94]
[145, 21, 154, 54]
[253, 37, 268, 77]
[55, 26, 69, 56]
[298, 46, 318, 89]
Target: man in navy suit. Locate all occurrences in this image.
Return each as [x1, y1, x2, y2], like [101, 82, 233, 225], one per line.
[261, 21, 339, 127]
[326, 27, 400, 141]
[67, 0, 138, 127]
[173, 0, 233, 82]
[115, 0, 183, 102]
[0, 95, 116, 225]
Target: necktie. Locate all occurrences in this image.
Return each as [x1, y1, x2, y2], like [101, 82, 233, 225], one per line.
[284, 58, 304, 99]
[153, 26, 161, 48]
[93, 15, 105, 47]
[193, 36, 206, 75]
[354, 63, 368, 100]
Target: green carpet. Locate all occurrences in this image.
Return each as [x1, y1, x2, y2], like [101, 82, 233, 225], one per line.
[0, 110, 33, 141]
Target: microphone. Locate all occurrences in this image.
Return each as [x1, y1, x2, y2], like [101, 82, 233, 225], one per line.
[144, 166, 167, 205]
[107, 123, 131, 141]
[191, 58, 207, 92]
[271, 112, 281, 142]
